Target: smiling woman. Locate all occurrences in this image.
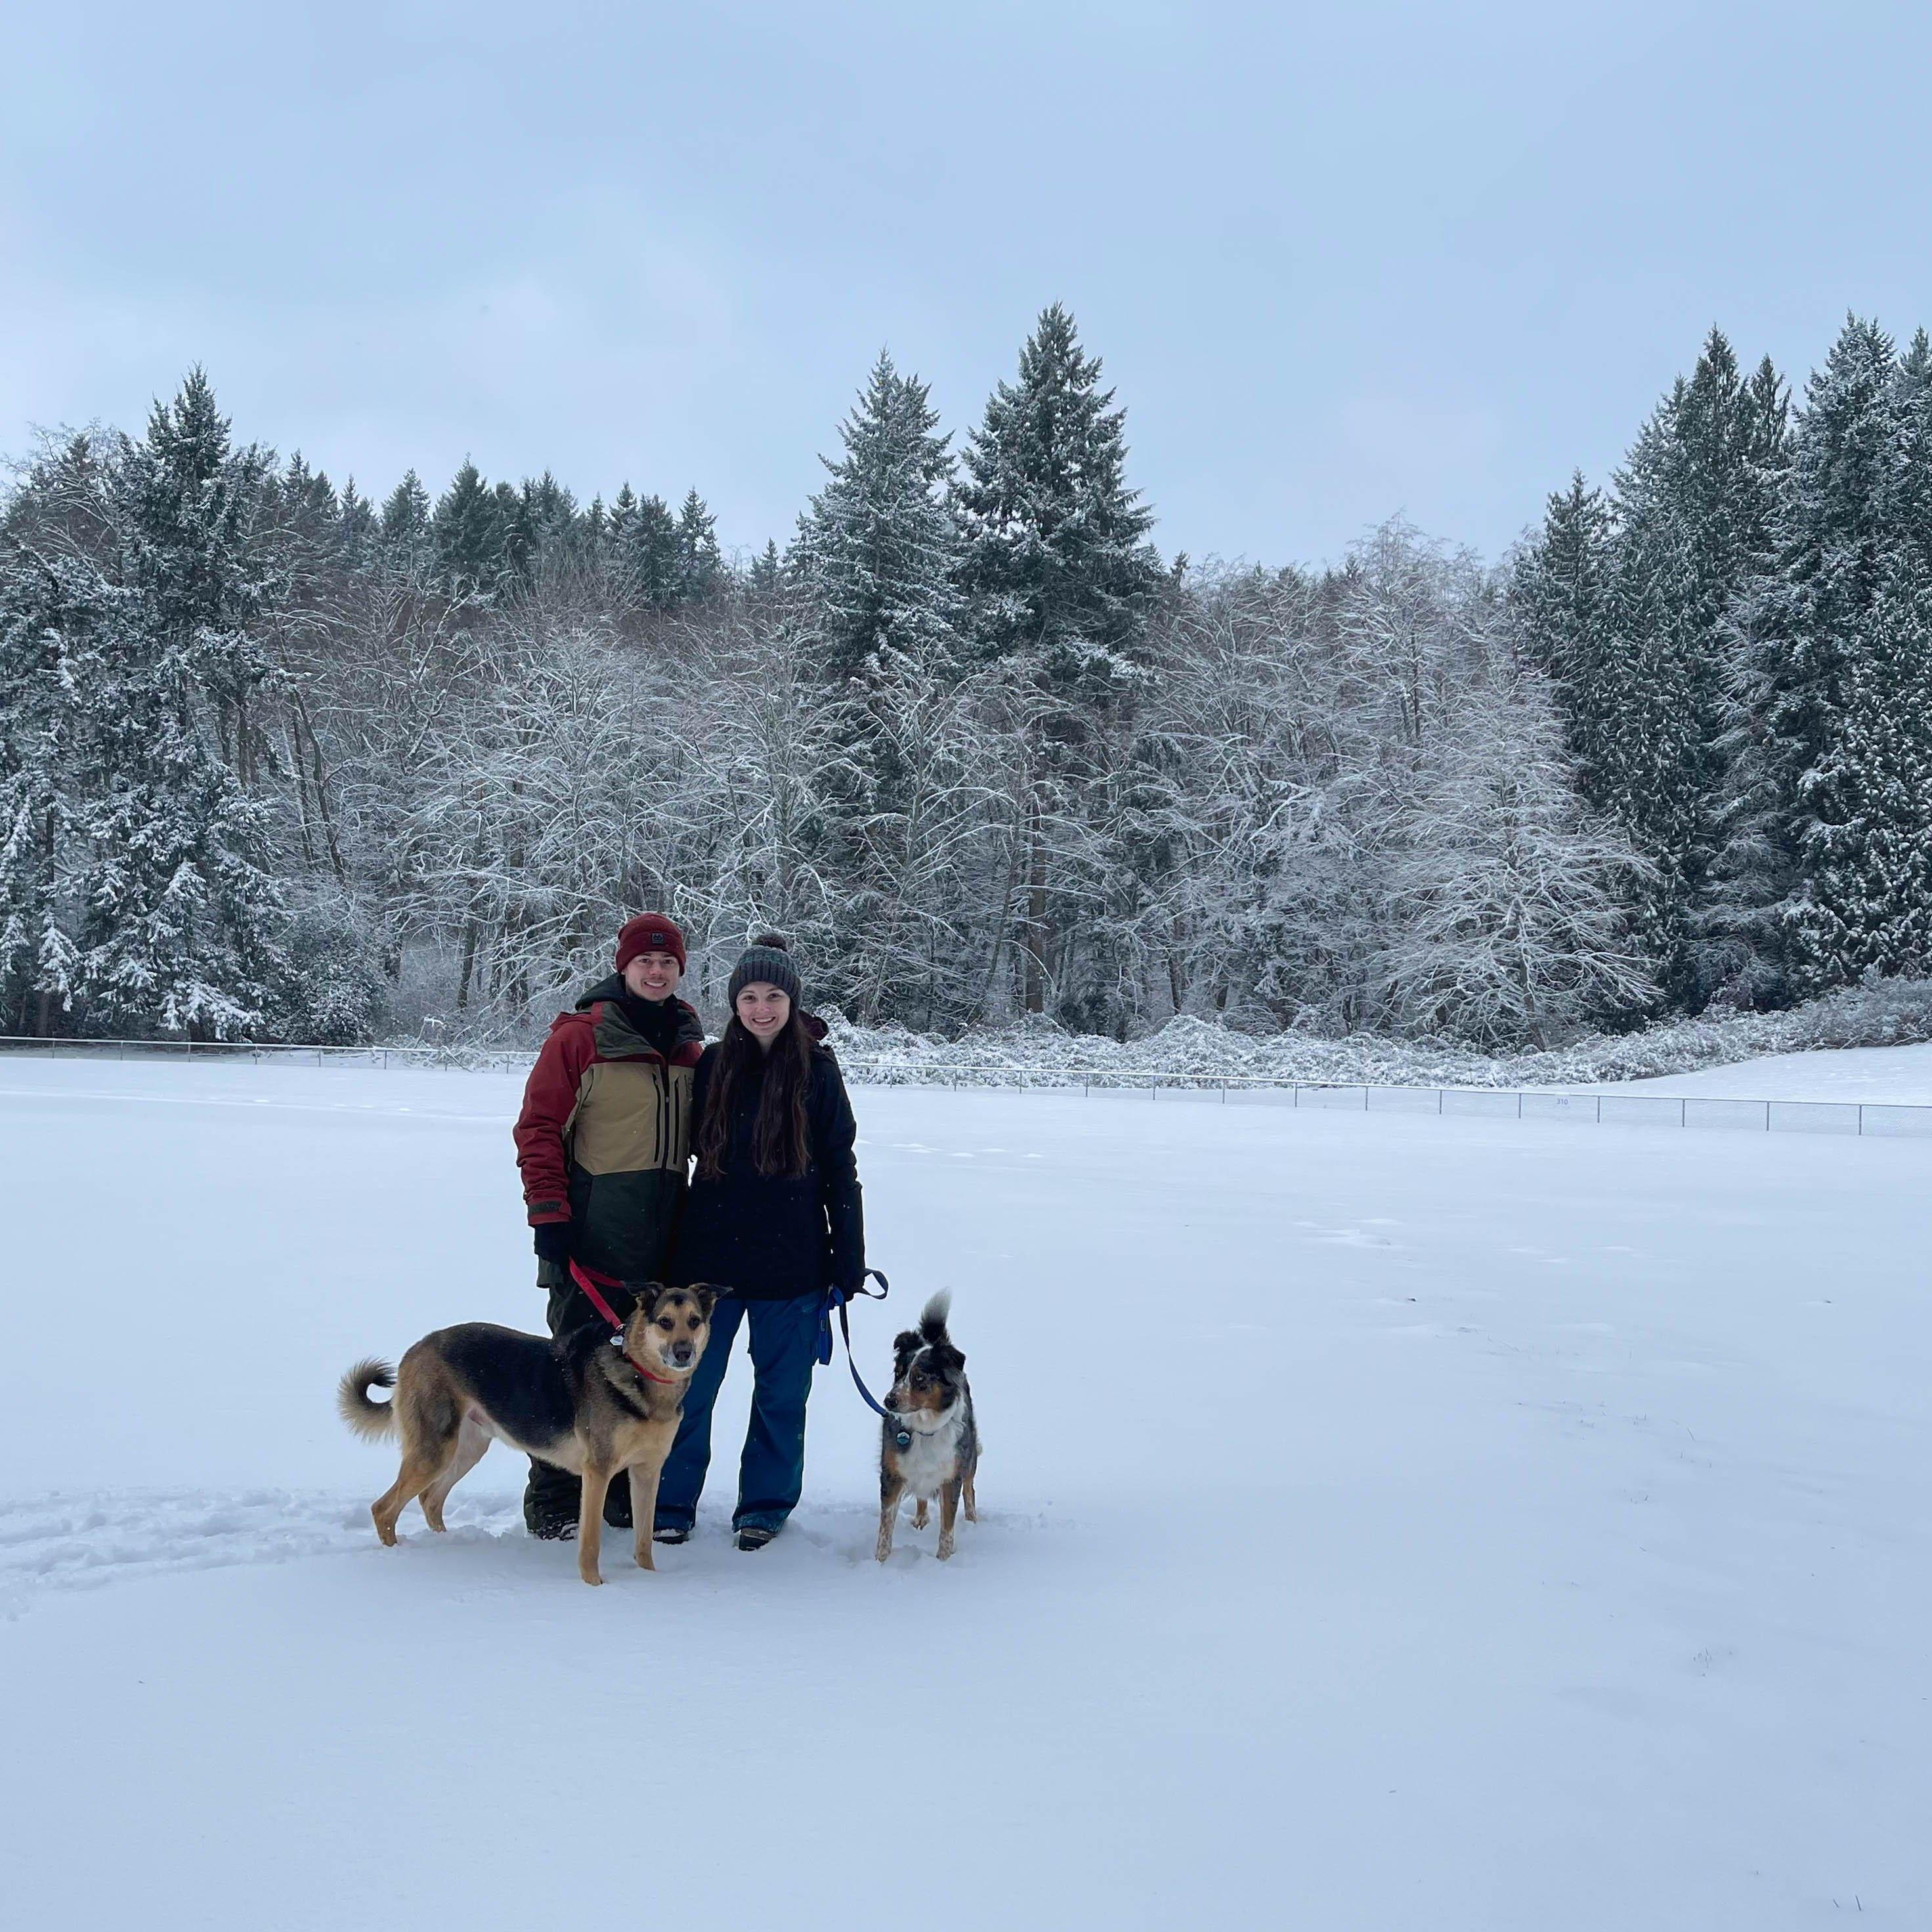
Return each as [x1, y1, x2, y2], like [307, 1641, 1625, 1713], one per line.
[659, 934, 867, 1551]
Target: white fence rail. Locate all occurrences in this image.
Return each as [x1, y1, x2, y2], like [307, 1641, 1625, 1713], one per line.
[1, 1036, 1927, 1138]
[840, 1064, 1932, 1137]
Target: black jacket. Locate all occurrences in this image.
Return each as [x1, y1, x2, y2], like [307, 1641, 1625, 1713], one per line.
[672, 1037, 865, 1300]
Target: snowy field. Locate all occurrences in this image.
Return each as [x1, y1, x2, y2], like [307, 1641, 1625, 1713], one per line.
[1, 1056, 1927, 1929]
[1605, 1039, 1932, 1104]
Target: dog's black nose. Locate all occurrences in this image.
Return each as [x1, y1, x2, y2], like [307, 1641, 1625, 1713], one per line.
[672, 1343, 694, 1365]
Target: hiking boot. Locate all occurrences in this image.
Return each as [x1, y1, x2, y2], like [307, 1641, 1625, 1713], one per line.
[525, 1458, 579, 1540]
[735, 1525, 777, 1552]
[652, 1524, 691, 1545]
[525, 1501, 578, 1541]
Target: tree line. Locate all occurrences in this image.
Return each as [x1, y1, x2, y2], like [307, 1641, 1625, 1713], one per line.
[2, 307, 1927, 1048]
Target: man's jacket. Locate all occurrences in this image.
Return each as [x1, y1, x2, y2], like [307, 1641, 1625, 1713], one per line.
[513, 977, 706, 1281]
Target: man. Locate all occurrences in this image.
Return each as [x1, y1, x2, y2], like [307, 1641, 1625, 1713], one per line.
[512, 913, 706, 1538]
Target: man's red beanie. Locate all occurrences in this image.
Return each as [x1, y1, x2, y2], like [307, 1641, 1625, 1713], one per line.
[614, 914, 687, 974]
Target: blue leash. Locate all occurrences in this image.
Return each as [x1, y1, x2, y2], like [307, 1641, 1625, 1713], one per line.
[819, 1270, 912, 1451]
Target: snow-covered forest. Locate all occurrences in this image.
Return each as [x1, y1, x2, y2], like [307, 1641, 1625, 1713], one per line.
[3, 307, 1929, 1049]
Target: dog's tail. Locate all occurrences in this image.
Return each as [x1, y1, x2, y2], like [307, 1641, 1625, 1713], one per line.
[337, 1359, 398, 1439]
[918, 1290, 953, 1343]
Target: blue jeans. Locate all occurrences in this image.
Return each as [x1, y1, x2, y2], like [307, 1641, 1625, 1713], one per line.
[655, 1292, 821, 1534]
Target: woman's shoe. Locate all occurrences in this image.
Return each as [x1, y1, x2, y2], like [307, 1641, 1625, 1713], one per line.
[651, 1524, 691, 1545]
[735, 1526, 777, 1552]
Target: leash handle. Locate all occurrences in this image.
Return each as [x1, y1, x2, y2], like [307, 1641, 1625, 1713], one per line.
[819, 1275, 911, 1447]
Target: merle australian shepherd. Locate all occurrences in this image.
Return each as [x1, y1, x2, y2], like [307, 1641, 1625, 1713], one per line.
[876, 1291, 979, 1561]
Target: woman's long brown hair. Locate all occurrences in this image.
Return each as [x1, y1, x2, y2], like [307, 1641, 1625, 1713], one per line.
[695, 1008, 815, 1179]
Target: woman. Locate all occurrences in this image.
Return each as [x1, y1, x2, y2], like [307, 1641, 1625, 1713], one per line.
[656, 935, 865, 1550]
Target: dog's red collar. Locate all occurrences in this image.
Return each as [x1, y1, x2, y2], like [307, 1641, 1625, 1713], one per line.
[568, 1257, 677, 1385]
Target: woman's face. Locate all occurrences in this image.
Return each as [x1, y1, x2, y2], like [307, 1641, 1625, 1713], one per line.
[735, 981, 791, 1046]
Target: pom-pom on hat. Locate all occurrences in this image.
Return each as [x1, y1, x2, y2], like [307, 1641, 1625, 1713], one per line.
[614, 913, 687, 974]
[729, 933, 802, 1009]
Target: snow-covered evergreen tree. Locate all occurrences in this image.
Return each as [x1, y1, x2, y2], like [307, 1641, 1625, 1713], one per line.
[432, 460, 506, 592]
[57, 377, 295, 1035]
[675, 489, 723, 602]
[379, 469, 433, 563]
[600, 490, 685, 609]
[1784, 570, 1932, 985]
[0, 546, 83, 1032]
[955, 304, 1165, 1013]
[792, 350, 964, 681]
[1517, 339, 1792, 1002]
[789, 353, 981, 1021]
[1719, 317, 1905, 999]
[1512, 472, 1616, 697]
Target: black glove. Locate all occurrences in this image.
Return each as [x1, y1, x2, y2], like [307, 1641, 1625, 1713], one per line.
[532, 1222, 572, 1266]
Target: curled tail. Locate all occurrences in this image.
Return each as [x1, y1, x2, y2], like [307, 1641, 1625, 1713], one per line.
[337, 1359, 397, 1439]
[918, 1291, 953, 1344]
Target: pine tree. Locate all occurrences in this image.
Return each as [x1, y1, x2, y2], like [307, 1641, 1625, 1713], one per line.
[337, 478, 377, 558]
[379, 469, 432, 560]
[1727, 316, 1904, 999]
[1784, 571, 1932, 984]
[955, 304, 1164, 1013]
[1891, 327, 1932, 565]
[56, 374, 295, 1036]
[957, 304, 1161, 687]
[1520, 339, 1794, 1008]
[607, 482, 639, 552]
[117, 368, 278, 784]
[503, 472, 578, 589]
[792, 353, 973, 1021]
[748, 539, 783, 595]
[0, 547, 84, 1032]
[432, 460, 507, 591]
[675, 489, 723, 602]
[794, 351, 964, 681]
[1510, 472, 1686, 963]
[625, 492, 681, 607]
[1696, 356, 1795, 1004]
[1513, 473, 1616, 697]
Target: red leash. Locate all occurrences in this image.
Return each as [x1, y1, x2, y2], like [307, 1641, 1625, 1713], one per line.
[568, 1257, 676, 1384]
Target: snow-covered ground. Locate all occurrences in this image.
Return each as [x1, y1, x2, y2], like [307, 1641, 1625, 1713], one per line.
[1, 1054, 1927, 1929]
[1601, 1039, 1932, 1104]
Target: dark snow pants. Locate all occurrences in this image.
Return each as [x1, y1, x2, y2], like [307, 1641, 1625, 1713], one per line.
[521, 1261, 633, 1535]
[653, 1292, 820, 1535]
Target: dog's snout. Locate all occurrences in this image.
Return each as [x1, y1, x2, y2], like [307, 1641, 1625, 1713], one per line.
[671, 1342, 695, 1366]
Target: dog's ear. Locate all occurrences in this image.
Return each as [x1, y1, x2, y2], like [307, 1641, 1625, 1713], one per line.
[637, 1281, 670, 1314]
[687, 1283, 720, 1318]
[937, 1344, 966, 1372]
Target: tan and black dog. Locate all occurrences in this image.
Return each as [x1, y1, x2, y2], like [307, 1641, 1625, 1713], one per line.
[876, 1291, 979, 1562]
[338, 1283, 718, 1587]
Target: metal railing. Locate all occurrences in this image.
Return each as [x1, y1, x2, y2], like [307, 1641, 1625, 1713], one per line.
[1, 1036, 1927, 1138]
[834, 1063, 1932, 1137]
[0, 1035, 496, 1071]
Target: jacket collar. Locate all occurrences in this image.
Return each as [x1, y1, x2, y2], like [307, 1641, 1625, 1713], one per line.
[576, 975, 705, 1065]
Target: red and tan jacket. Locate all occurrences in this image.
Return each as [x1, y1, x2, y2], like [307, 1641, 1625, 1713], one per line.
[513, 979, 706, 1280]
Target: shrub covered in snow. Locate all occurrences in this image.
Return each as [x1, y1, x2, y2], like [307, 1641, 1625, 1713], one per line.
[820, 974, 1932, 1090]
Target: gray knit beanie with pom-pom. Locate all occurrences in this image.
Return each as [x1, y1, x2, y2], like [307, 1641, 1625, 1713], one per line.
[728, 933, 802, 1009]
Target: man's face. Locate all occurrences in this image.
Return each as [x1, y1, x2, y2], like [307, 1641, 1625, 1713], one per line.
[622, 952, 681, 1001]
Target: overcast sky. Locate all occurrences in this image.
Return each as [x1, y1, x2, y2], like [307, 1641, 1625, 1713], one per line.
[5, 1, 1931, 567]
